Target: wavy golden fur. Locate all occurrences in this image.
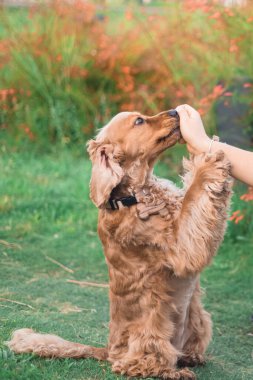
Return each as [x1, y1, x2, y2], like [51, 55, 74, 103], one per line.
[8, 110, 232, 379]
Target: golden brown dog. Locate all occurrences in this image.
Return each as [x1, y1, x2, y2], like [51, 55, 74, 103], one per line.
[8, 110, 232, 379]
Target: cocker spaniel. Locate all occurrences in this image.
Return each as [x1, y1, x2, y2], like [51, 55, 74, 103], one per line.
[8, 110, 232, 380]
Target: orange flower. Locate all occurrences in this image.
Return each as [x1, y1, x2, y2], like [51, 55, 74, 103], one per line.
[229, 210, 245, 224]
[240, 187, 253, 201]
[229, 210, 240, 221]
[235, 215, 244, 224]
[229, 39, 239, 53]
[209, 12, 221, 20]
[20, 124, 35, 141]
[197, 108, 205, 116]
[175, 90, 184, 98]
[0, 88, 17, 101]
[122, 66, 131, 75]
[224, 9, 234, 17]
[125, 10, 133, 21]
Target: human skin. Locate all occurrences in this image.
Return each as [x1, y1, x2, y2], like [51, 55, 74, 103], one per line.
[176, 104, 253, 187]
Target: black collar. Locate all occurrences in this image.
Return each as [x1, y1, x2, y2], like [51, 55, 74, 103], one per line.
[106, 195, 138, 210]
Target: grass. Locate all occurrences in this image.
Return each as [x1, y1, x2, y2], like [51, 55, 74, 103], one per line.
[0, 148, 253, 380]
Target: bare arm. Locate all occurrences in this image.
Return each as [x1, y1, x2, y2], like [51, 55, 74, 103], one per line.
[208, 142, 253, 186]
[176, 104, 253, 187]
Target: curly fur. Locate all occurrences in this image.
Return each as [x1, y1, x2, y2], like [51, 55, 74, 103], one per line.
[7, 111, 232, 380]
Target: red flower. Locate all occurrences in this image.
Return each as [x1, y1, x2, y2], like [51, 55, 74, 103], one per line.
[243, 83, 252, 88]
[224, 92, 233, 97]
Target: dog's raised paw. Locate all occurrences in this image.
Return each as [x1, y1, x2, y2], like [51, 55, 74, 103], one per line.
[205, 149, 225, 163]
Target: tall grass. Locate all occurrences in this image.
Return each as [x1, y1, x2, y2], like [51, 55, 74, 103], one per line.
[0, 0, 253, 148]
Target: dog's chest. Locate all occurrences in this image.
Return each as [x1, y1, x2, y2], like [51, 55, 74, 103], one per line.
[169, 275, 198, 350]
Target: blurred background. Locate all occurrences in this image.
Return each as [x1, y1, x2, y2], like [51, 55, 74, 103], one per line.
[0, 2, 252, 379]
[1, 0, 253, 149]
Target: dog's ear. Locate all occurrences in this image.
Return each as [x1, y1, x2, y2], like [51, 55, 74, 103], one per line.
[87, 140, 124, 208]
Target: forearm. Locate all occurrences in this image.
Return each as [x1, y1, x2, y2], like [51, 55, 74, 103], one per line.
[210, 141, 253, 186]
[176, 104, 253, 186]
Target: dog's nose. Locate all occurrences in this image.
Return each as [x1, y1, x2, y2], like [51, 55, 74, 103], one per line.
[168, 109, 179, 118]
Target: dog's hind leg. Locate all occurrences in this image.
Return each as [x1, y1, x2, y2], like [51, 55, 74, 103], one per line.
[7, 329, 108, 360]
[112, 356, 196, 379]
[110, 340, 196, 379]
[178, 287, 212, 368]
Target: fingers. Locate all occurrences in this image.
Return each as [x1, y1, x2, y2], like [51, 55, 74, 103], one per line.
[176, 104, 190, 120]
[176, 104, 200, 119]
[175, 104, 206, 155]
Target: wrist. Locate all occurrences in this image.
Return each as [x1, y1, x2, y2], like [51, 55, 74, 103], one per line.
[193, 137, 211, 153]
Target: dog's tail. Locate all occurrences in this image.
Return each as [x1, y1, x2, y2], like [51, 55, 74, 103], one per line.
[6, 329, 108, 360]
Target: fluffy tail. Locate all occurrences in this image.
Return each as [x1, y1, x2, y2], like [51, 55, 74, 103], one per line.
[7, 329, 108, 360]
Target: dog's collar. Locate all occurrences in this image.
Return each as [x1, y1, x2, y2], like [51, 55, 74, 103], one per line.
[106, 195, 138, 210]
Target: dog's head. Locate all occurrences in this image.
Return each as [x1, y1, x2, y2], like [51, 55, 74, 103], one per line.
[87, 110, 181, 207]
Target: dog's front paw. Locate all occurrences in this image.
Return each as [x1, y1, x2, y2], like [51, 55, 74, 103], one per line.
[194, 150, 230, 175]
[203, 151, 232, 195]
[191, 150, 232, 194]
[204, 150, 231, 174]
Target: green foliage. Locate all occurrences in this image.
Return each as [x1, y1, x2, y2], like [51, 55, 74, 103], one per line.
[0, 1, 253, 149]
[0, 150, 253, 380]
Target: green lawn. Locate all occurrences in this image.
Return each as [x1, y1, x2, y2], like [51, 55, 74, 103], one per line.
[0, 150, 252, 380]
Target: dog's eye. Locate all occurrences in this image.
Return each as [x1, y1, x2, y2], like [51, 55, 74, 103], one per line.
[134, 117, 145, 126]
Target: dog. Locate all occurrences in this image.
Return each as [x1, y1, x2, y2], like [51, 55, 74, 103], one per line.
[8, 110, 232, 379]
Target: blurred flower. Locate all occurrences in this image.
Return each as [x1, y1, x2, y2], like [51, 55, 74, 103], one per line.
[234, 215, 244, 224]
[224, 9, 234, 17]
[240, 187, 253, 201]
[0, 88, 17, 101]
[229, 39, 239, 53]
[125, 10, 133, 21]
[229, 210, 244, 224]
[122, 66, 131, 75]
[20, 124, 35, 141]
[213, 84, 224, 96]
[175, 90, 184, 98]
[197, 108, 205, 116]
[184, 0, 212, 13]
[209, 11, 221, 20]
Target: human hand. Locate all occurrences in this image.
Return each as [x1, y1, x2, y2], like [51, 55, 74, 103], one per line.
[176, 104, 211, 154]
